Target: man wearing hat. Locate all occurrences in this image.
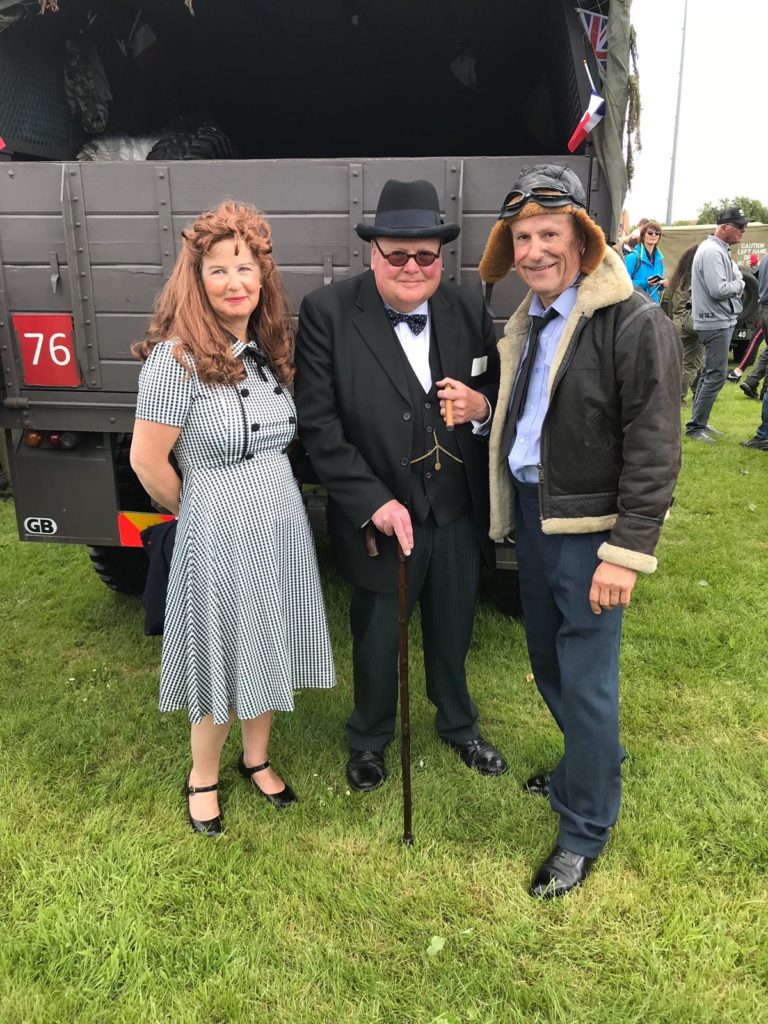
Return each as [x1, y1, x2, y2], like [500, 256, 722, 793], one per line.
[685, 206, 748, 442]
[480, 164, 681, 897]
[295, 179, 506, 792]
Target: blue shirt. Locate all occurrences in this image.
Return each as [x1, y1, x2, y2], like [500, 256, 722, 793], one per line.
[508, 285, 579, 482]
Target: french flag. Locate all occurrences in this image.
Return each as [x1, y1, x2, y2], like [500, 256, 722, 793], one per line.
[567, 89, 606, 153]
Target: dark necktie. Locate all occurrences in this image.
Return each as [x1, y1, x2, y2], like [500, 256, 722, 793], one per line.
[386, 307, 428, 335]
[240, 343, 270, 380]
[501, 308, 558, 458]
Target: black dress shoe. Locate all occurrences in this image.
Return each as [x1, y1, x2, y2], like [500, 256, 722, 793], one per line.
[238, 754, 298, 809]
[184, 774, 223, 836]
[523, 771, 551, 797]
[441, 735, 507, 776]
[530, 845, 595, 899]
[741, 436, 768, 451]
[346, 749, 387, 792]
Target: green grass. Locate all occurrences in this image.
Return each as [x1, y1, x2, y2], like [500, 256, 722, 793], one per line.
[1, 383, 767, 1023]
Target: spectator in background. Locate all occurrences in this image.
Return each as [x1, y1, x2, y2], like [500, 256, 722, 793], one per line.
[621, 217, 648, 257]
[624, 220, 667, 303]
[737, 253, 768, 399]
[685, 206, 747, 443]
[740, 383, 768, 451]
[727, 253, 763, 382]
[667, 244, 702, 403]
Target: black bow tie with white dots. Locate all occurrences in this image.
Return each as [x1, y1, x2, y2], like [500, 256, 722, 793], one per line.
[386, 308, 428, 335]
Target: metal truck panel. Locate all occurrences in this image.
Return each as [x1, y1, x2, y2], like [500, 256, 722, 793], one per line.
[11, 432, 120, 545]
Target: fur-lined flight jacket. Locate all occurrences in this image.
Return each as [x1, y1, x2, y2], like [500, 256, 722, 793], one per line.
[488, 248, 682, 575]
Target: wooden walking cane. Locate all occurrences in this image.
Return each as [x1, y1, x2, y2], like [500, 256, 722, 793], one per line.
[364, 525, 413, 845]
[398, 543, 414, 846]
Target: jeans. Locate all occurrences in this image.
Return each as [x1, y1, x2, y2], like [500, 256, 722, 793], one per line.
[757, 389, 768, 441]
[686, 326, 732, 434]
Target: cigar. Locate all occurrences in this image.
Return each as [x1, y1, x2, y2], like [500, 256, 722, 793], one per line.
[444, 383, 455, 431]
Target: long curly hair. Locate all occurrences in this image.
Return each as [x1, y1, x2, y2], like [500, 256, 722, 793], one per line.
[133, 201, 293, 386]
[668, 244, 698, 297]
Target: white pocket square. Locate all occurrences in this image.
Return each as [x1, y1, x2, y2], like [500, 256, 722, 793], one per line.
[471, 356, 488, 376]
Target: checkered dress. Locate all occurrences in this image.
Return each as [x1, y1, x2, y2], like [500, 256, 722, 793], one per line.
[136, 338, 336, 725]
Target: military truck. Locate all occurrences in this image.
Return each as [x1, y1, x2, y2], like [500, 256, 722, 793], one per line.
[0, 0, 633, 600]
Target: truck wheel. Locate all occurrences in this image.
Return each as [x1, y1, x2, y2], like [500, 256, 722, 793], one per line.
[87, 546, 148, 595]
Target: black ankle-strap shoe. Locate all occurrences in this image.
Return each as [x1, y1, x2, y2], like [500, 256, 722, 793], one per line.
[238, 754, 298, 809]
[184, 773, 223, 836]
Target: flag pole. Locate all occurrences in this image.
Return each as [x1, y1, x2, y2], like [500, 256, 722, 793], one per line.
[583, 59, 597, 94]
[666, 0, 688, 225]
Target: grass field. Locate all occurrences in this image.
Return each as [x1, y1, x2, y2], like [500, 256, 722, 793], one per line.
[1, 384, 767, 1024]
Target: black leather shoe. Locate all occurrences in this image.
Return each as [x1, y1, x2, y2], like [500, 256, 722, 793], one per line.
[739, 381, 760, 399]
[523, 771, 551, 797]
[346, 749, 387, 792]
[184, 774, 223, 836]
[238, 754, 298, 809]
[530, 845, 595, 899]
[441, 735, 508, 776]
[741, 436, 768, 451]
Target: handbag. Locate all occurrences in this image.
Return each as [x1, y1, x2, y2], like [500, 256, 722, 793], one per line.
[139, 518, 177, 636]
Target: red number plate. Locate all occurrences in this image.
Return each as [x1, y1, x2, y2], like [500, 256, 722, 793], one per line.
[13, 313, 82, 387]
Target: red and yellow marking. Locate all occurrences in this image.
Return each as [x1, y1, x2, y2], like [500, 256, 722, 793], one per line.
[118, 511, 176, 547]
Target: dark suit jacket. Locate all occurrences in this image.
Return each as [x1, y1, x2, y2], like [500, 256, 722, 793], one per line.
[140, 518, 177, 635]
[294, 270, 499, 592]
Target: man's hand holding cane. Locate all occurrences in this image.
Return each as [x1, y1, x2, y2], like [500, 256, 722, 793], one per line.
[371, 498, 414, 557]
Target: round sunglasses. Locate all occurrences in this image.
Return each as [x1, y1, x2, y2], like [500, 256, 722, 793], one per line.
[373, 239, 441, 267]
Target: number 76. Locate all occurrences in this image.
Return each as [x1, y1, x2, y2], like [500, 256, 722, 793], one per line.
[25, 332, 72, 367]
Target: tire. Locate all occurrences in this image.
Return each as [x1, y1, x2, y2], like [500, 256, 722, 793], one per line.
[731, 332, 751, 365]
[738, 273, 759, 328]
[146, 119, 237, 161]
[88, 545, 148, 595]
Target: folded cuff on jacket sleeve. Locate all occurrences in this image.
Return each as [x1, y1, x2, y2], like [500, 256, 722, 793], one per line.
[597, 541, 657, 574]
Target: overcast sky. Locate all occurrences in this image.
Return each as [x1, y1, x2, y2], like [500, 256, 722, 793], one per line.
[624, 0, 768, 225]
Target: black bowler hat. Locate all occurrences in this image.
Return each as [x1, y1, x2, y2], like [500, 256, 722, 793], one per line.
[356, 179, 460, 242]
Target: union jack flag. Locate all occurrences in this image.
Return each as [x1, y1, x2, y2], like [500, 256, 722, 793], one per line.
[577, 9, 608, 78]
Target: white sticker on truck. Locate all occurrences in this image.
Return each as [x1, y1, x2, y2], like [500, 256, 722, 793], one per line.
[23, 517, 58, 535]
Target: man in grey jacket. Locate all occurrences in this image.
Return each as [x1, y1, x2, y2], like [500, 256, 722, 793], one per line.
[685, 206, 747, 442]
[480, 164, 681, 898]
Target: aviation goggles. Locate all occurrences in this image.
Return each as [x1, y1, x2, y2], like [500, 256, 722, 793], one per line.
[498, 184, 586, 221]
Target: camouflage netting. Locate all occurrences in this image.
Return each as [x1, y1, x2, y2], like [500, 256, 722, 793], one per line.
[590, 0, 636, 241]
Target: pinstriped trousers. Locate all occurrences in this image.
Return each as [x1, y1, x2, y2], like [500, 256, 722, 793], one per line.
[346, 511, 481, 751]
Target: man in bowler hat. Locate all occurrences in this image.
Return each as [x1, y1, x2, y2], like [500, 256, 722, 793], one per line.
[480, 164, 681, 897]
[295, 179, 506, 791]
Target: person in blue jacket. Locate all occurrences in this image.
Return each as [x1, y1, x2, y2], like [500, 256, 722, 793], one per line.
[624, 221, 667, 303]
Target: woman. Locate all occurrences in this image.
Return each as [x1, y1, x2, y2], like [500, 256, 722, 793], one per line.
[624, 220, 667, 303]
[667, 244, 703, 403]
[131, 201, 335, 836]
